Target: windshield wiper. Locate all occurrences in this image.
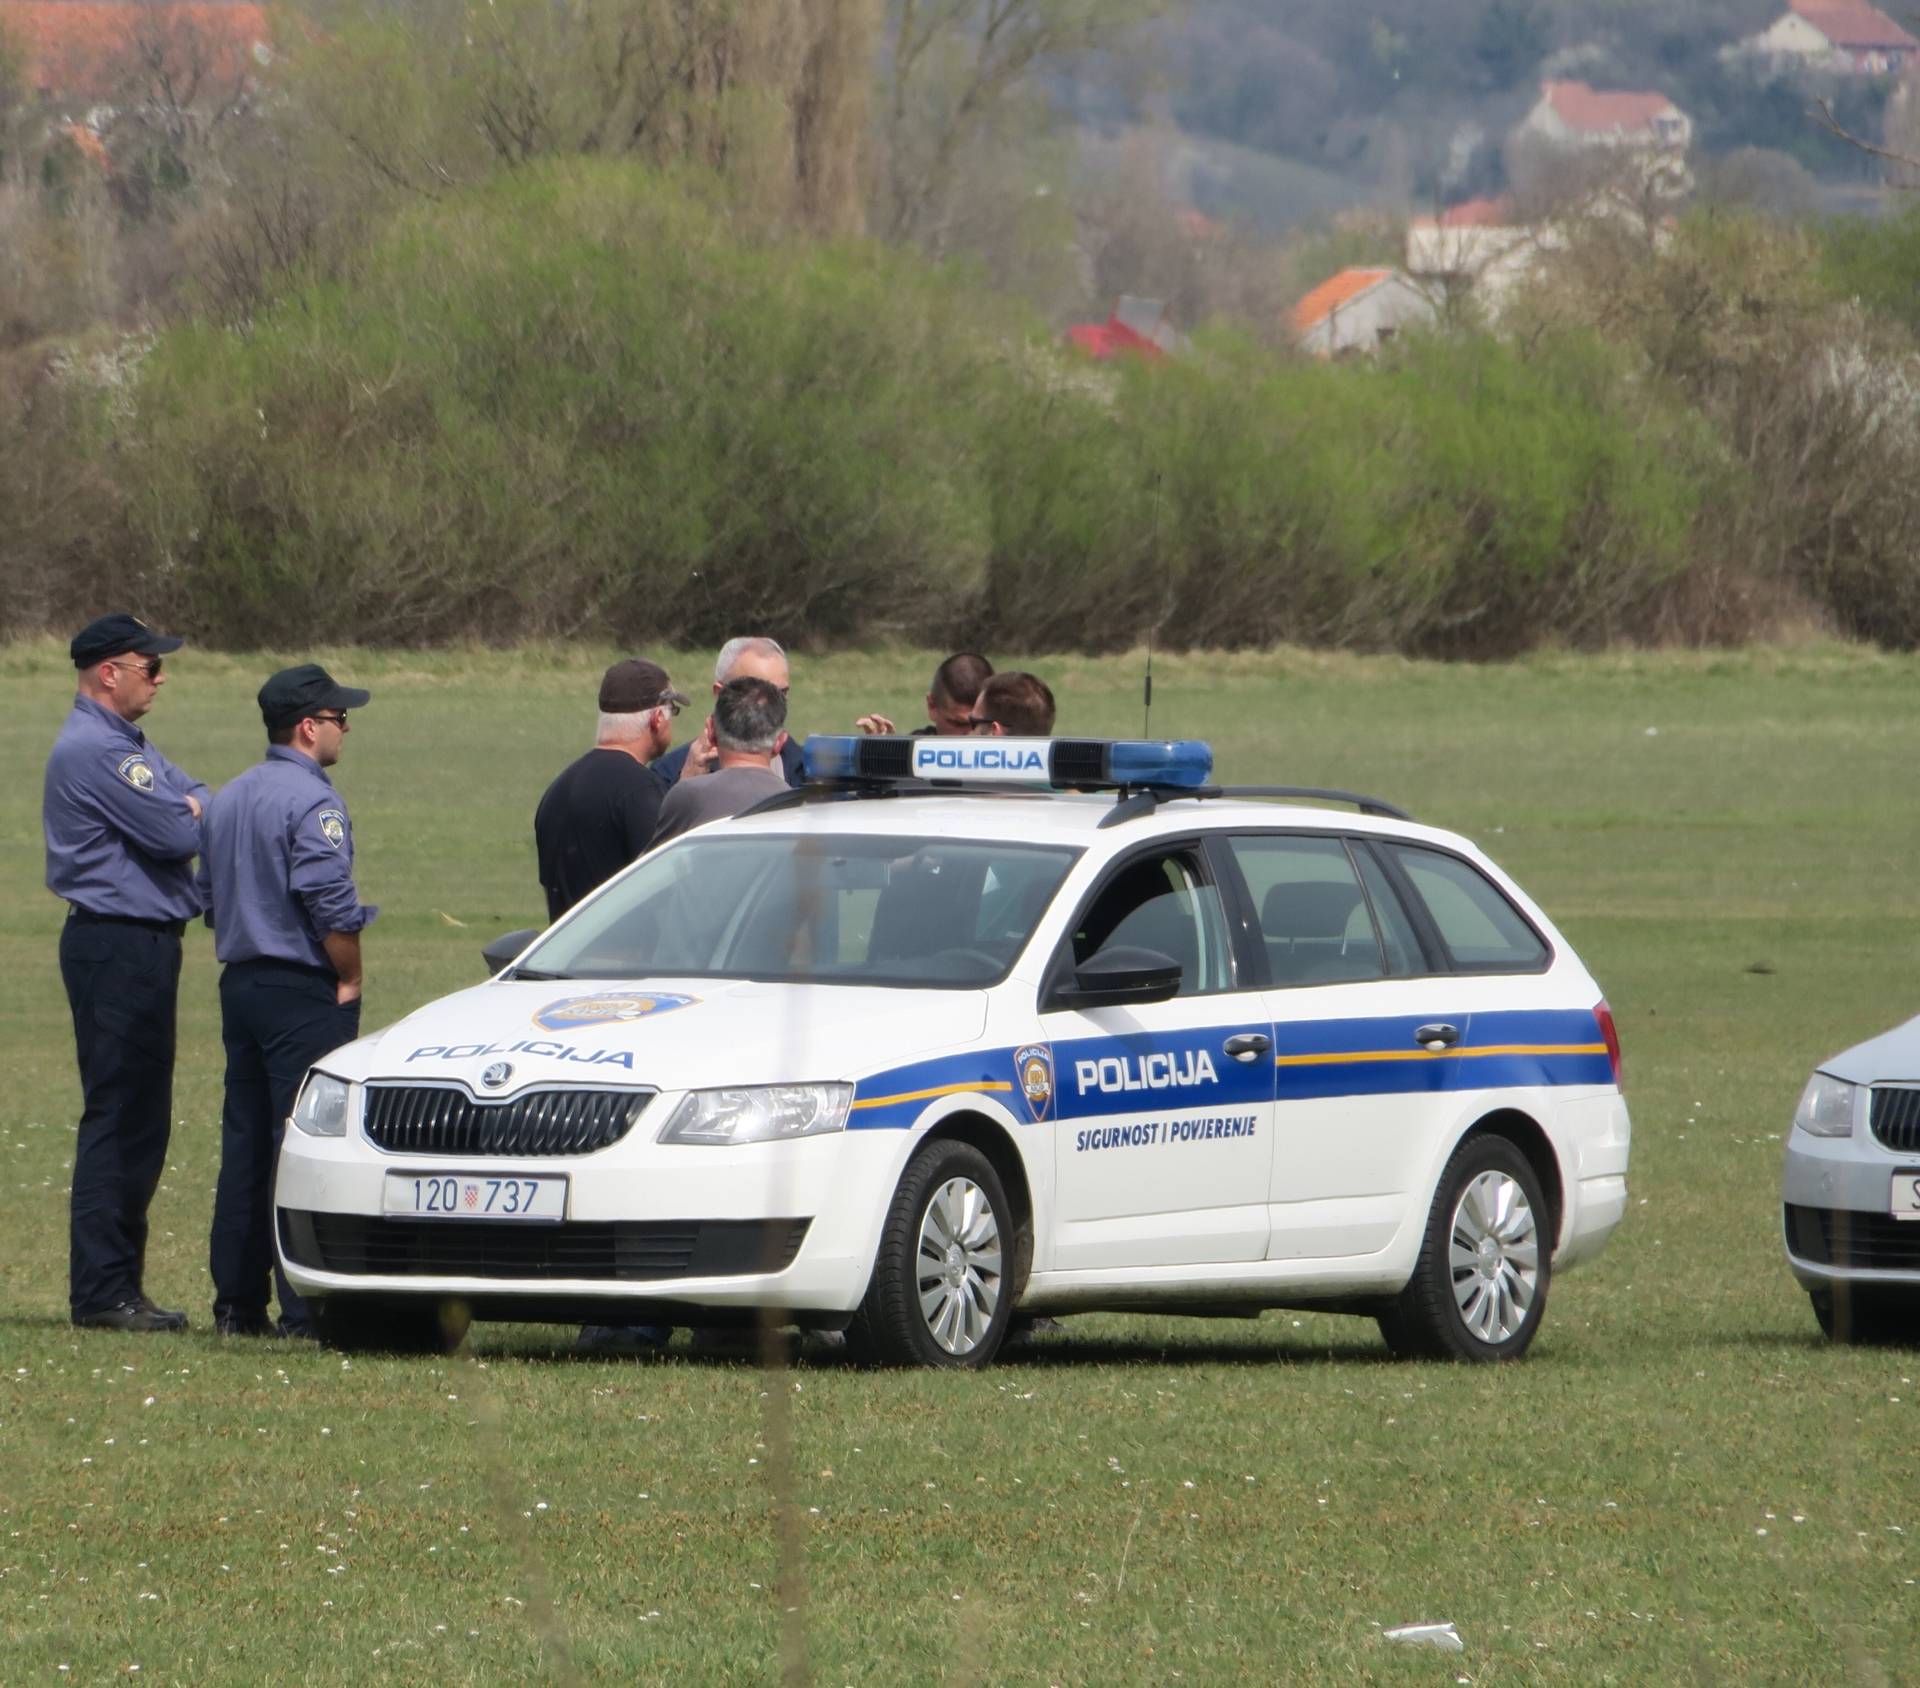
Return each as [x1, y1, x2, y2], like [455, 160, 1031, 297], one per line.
[505, 967, 572, 981]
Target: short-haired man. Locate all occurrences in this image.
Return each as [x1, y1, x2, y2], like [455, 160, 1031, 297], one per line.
[45, 614, 207, 1333]
[651, 678, 791, 848]
[199, 664, 378, 1338]
[535, 659, 690, 921]
[653, 637, 805, 788]
[968, 671, 1056, 737]
[856, 652, 993, 738]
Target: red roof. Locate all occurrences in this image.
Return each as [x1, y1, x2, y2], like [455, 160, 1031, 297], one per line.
[1413, 194, 1518, 230]
[1065, 318, 1165, 362]
[1288, 267, 1393, 335]
[1790, 0, 1919, 50]
[1541, 79, 1680, 136]
[0, 2, 273, 100]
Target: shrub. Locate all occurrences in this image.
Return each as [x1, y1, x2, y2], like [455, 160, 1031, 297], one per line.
[120, 160, 1017, 647]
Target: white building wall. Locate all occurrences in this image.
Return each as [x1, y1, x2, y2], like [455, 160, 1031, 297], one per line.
[1299, 277, 1438, 357]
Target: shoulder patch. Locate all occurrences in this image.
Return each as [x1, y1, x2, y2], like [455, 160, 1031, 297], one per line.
[116, 754, 155, 793]
[317, 808, 347, 849]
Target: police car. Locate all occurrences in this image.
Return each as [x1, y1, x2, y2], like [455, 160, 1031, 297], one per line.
[1782, 1017, 1920, 1342]
[275, 737, 1631, 1367]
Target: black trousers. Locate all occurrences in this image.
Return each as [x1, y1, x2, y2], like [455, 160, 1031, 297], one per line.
[60, 914, 183, 1320]
[209, 961, 360, 1329]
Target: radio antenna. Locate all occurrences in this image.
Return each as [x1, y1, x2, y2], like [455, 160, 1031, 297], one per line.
[1143, 625, 1154, 738]
[1143, 466, 1171, 739]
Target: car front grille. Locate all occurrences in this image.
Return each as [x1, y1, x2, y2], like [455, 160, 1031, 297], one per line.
[1784, 1204, 1920, 1271]
[279, 1210, 811, 1281]
[363, 1086, 651, 1157]
[1870, 1087, 1920, 1154]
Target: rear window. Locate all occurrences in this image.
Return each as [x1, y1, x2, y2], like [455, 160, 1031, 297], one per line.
[1387, 845, 1549, 973]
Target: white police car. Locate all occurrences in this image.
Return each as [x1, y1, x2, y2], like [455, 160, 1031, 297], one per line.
[275, 737, 1631, 1367]
[1783, 1019, 1920, 1343]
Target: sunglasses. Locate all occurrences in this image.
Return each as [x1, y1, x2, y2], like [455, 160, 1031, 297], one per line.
[112, 656, 163, 679]
[310, 712, 350, 728]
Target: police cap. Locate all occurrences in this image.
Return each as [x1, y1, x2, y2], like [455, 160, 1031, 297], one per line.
[599, 658, 689, 714]
[70, 613, 184, 669]
[258, 663, 373, 730]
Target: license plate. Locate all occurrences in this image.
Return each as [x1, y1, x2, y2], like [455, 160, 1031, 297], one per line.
[1893, 1174, 1920, 1221]
[383, 1172, 567, 1221]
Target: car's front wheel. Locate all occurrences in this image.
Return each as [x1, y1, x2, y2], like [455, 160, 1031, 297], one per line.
[1811, 1288, 1917, 1346]
[312, 1296, 470, 1355]
[851, 1140, 1012, 1369]
[1379, 1134, 1550, 1363]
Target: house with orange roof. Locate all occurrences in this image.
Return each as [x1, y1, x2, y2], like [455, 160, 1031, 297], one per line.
[1406, 188, 1672, 320]
[1287, 267, 1436, 359]
[0, 0, 272, 167]
[1737, 0, 1919, 73]
[1518, 80, 1692, 155]
[1406, 197, 1545, 318]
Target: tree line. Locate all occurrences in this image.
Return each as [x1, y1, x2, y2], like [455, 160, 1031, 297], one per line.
[6, 0, 1920, 655]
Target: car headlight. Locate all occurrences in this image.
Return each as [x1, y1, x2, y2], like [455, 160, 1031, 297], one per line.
[290, 1071, 352, 1138]
[1793, 1072, 1857, 1139]
[658, 1084, 853, 1146]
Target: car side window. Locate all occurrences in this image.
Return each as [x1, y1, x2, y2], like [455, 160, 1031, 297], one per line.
[1070, 850, 1234, 997]
[1351, 842, 1427, 978]
[1387, 844, 1548, 973]
[1226, 835, 1385, 986]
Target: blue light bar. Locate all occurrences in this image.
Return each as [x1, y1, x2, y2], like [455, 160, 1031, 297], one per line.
[800, 735, 1213, 791]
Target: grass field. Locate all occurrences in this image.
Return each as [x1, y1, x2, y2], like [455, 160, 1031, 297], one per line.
[3, 639, 1919, 1685]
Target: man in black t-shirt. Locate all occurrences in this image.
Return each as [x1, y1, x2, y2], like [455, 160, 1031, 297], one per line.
[534, 659, 690, 922]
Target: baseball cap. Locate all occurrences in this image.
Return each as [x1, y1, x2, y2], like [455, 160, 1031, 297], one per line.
[599, 658, 690, 714]
[258, 663, 373, 730]
[70, 613, 184, 669]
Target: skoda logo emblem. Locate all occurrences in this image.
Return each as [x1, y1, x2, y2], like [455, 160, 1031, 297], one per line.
[480, 1062, 513, 1090]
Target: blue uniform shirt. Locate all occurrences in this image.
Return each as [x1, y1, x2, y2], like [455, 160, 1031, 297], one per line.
[197, 746, 379, 970]
[43, 695, 208, 921]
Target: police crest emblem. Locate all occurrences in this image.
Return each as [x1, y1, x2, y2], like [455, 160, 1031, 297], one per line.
[117, 754, 155, 792]
[533, 992, 698, 1032]
[1014, 1043, 1053, 1122]
[317, 809, 347, 849]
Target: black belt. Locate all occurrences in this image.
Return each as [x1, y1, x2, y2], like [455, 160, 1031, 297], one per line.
[67, 907, 187, 938]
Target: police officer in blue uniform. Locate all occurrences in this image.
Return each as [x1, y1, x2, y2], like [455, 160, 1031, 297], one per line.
[44, 614, 208, 1333]
[198, 665, 377, 1337]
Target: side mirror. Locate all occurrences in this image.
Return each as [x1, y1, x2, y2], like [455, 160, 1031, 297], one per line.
[1049, 945, 1183, 1011]
[482, 928, 542, 978]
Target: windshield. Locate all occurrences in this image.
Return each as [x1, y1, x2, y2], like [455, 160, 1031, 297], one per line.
[517, 833, 1082, 989]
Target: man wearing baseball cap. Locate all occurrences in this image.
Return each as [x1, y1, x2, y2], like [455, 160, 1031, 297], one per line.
[534, 657, 690, 922]
[44, 614, 209, 1333]
[196, 663, 378, 1337]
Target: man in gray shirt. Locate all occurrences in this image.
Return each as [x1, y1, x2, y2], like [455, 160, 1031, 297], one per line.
[651, 677, 791, 848]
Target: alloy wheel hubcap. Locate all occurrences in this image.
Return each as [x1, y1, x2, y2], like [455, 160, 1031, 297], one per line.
[916, 1176, 1002, 1355]
[1448, 1169, 1539, 1346]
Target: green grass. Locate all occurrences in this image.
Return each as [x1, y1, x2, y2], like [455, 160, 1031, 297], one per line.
[3, 640, 1919, 1684]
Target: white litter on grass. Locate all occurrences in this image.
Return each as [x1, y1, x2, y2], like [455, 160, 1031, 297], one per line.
[1383, 1621, 1464, 1652]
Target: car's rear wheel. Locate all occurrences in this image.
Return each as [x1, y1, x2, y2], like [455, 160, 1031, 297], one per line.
[1379, 1134, 1550, 1363]
[850, 1140, 1011, 1369]
[1811, 1287, 1917, 1346]
[313, 1296, 470, 1355]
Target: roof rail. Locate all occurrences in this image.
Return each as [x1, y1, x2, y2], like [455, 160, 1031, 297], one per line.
[1209, 786, 1413, 821]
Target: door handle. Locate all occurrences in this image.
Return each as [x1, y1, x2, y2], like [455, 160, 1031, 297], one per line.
[1223, 1032, 1273, 1063]
[1415, 1023, 1460, 1051]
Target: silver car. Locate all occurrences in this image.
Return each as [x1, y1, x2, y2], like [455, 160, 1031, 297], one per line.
[1783, 1016, 1920, 1343]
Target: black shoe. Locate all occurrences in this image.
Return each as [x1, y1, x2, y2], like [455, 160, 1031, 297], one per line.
[273, 1319, 319, 1342]
[74, 1300, 186, 1334]
[214, 1313, 272, 1337]
[133, 1295, 189, 1332]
